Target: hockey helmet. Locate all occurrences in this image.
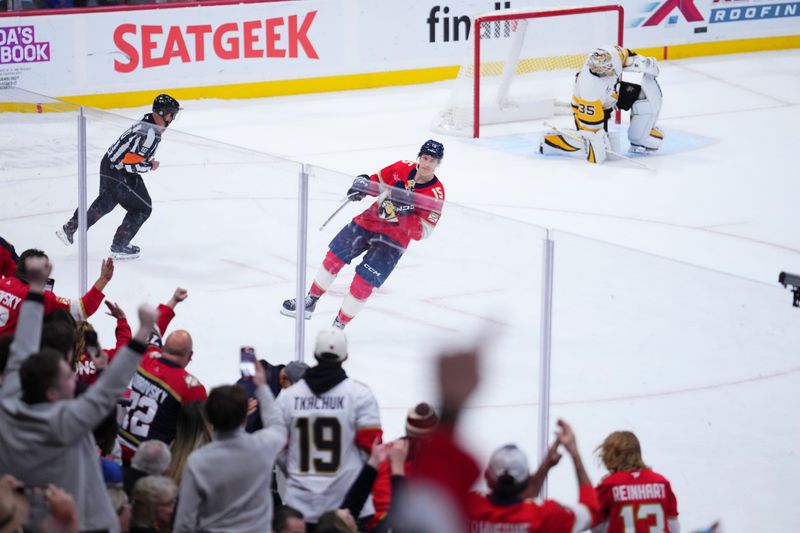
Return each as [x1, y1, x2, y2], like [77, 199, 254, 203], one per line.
[152, 93, 181, 118]
[314, 328, 348, 363]
[587, 48, 616, 77]
[419, 139, 444, 160]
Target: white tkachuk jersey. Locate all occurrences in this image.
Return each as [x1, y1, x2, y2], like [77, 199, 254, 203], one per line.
[276, 377, 381, 523]
[571, 45, 631, 132]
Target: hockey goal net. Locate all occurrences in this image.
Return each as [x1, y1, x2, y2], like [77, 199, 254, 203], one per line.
[434, 5, 624, 138]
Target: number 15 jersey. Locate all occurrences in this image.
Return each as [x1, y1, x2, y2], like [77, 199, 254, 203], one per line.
[276, 374, 382, 523]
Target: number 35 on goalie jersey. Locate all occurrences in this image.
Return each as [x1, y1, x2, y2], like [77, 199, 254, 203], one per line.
[571, 96, 608, 132]
[276, 377, 382, 522]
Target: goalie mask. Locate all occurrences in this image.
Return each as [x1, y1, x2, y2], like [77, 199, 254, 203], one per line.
[588, 48, 615, 78]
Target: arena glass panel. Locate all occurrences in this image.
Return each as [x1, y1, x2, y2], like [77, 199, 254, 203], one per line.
[0, 88, 81, 280]
[79, 106, 303, 383]
[305, 163, 549, 455]
[545, 230, 800, 531]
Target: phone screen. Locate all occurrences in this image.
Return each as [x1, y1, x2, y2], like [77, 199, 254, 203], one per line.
[44, 277, 55, 292]
[240, 346, 256, 377]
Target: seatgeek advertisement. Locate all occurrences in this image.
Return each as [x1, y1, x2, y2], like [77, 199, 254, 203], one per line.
[0, 0, 797, 99]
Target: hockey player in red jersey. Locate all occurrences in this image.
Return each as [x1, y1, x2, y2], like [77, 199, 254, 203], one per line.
[0, 250, 112, 337]
[466, 420, 600, 533]
[593, 431, 679, 533]
[281, 139, 446, 329]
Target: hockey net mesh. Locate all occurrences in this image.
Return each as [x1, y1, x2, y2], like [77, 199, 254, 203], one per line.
[434, 6, 622, 137]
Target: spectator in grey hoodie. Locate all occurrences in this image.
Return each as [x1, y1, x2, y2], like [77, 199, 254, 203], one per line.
[173, 359, 287, 532]
[0, 253, 157, 533]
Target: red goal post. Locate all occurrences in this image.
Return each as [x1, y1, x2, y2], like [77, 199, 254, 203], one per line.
[435, 5, 625, 138]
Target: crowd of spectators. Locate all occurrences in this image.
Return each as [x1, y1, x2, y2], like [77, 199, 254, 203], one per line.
[0, 243, 718, 533]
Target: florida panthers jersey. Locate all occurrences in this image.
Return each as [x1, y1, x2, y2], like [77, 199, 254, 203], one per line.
[276, 376, 381, 523]
[466, 484, 596, 533]
[0, 276, 105, 336]
[595, 469, 679, 533]
[118, 355, 207, 459]
[353, 160, 445, 249]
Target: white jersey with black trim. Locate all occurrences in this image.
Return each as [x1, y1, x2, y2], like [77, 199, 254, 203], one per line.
[276, 376, 381, 523]
[571, 45, 633, 132]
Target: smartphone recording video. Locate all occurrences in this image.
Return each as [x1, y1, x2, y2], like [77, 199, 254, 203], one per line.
[44, 277, 55, 292]
[240, 346, 256, 377]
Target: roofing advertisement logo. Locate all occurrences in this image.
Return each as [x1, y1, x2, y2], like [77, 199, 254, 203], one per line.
[630, 0, 705, 27]
[631, 0, 800, 28]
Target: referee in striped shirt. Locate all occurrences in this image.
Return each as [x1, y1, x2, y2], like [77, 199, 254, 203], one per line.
[57, 94, 180, 259]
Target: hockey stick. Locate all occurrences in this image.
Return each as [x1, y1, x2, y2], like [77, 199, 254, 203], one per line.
[543, 122, 655, 172]
[319, 189, 391, 231]
[319, 197, 353, 231]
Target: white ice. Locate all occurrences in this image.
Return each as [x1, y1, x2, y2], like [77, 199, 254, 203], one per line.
[1, 49, 799, 531]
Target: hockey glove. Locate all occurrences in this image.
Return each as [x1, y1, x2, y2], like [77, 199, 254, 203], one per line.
[347, 174, 372, 201]
[390, 184, 415, 216]
[630, 55, 659, 77]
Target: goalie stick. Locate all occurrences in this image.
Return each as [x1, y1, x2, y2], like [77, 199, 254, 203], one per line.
[543, 122, 656, 172]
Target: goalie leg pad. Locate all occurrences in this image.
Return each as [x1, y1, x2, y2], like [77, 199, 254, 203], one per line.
[580, 130, 608, 164]
[540, 133, 584, 155]
[628, 74, 664, 150]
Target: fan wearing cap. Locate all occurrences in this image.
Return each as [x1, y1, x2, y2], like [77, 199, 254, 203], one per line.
[368, 402, 439, 529]
[466, 420, 600, 532]
[281, 139, 446, 329]
[276, 328, 382, 527]
[57, 93, 182, 259]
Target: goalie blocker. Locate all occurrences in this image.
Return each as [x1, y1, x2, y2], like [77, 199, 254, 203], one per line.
[540, 45, 664, 164]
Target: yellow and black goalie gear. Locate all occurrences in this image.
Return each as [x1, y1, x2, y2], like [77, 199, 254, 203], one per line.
[571, 97, 607, 132]
[543, 134, 581, 152]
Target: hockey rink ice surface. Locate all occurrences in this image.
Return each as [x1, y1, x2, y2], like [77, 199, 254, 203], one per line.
[2, 49, 799, 531]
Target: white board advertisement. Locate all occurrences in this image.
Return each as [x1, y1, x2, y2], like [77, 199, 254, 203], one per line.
[0, 0, 797, 100]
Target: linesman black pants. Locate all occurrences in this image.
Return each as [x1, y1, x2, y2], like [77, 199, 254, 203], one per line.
[66, 154, 152, 247]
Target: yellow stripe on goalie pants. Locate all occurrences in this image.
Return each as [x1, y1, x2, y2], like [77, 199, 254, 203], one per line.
[544, 134, 580, 152]
[571, 97, 605, 127]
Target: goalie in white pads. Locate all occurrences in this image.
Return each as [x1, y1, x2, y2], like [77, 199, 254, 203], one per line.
[540, 45, 664, 164]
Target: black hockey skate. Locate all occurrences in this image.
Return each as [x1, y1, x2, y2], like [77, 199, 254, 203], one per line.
[332, 316, 346, 330]
[110, 243, 140, 260]
[281, 295, 318, 320]
[55, 224, 75, 246]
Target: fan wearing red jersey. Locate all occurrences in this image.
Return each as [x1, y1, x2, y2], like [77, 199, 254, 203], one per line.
[0, 237, 19, 278]
[466, 420, 600, 533]
[119, 329, 207, 461]
[0, 250, 112, 337]
[281, 140, 446, 329]
[592, 431, 679, 533]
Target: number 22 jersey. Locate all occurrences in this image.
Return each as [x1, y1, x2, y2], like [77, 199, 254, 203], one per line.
[118, 355, 207, 460]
